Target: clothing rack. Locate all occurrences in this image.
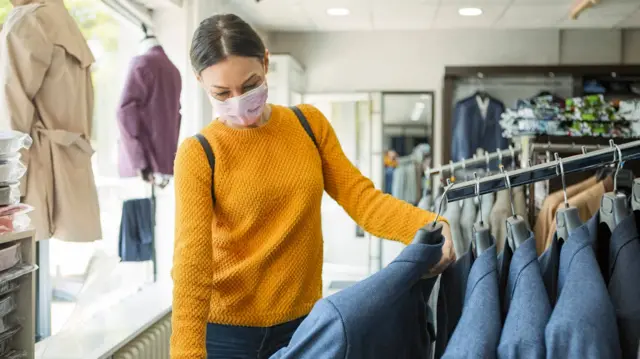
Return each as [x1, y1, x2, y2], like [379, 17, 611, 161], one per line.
[444, 139, 640, 202]
[427, 146, 522, 176]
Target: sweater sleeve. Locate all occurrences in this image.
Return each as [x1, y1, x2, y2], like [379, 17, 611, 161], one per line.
[171, 137, 214, 359]
[298, 104, 443, 245]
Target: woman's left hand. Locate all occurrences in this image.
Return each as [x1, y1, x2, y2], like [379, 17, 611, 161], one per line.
[423, 222, 456, 278]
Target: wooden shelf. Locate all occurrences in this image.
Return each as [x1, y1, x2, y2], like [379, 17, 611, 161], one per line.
[0, 228, 36, 359]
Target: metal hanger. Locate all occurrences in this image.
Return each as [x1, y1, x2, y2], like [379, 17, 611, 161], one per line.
[501, 167, 529, 250]
[412, 179, 453, 245]
[472, 172, 493, 256]
[554, 153, 582, 242]
[141, 24, 156, 40]
[600, 140, 631, 232]
[509, 145, 516, 170]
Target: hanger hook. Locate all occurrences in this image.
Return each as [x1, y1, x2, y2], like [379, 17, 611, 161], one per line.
[609, 140, 623, 192]
[554, 153, 569, 208]
[509, 145, 516, 169]
[433, 179, 453, 226]
[485, 151, 490, 171]
[498, 150, 503, 166]
[500, 166, 517, 218]
[581, 145, 587, 155]
[474, 172, 484, 225]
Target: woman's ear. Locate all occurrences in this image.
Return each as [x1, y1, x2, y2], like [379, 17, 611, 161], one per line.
[263, 49, 270, 74]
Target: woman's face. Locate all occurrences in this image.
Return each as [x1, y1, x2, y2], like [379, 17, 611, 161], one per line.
[197, 52, 269, 102]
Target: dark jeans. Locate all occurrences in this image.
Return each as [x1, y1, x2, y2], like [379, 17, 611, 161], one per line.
[206, 317, 306, 359]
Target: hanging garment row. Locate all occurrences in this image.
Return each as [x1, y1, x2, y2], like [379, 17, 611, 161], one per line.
[432, 140, 640, 359]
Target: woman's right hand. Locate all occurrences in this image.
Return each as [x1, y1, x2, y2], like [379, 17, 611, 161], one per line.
[424, 222, 456, 278]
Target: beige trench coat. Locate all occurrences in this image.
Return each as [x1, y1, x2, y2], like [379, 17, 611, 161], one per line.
[0, 0, 102, 242]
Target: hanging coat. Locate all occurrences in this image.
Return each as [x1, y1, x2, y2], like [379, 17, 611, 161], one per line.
[0, 0, 102, 242]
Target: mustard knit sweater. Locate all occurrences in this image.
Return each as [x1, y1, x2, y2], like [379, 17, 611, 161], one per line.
[171, 104, 440, 358]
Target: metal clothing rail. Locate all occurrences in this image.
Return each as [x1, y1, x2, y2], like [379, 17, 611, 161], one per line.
[529, 142, 605, 156]
[428, 146, 522, 176]
[445, 139, 640, 202]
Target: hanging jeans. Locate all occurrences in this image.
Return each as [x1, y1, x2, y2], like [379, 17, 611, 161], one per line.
[384, 167, 395, 194]
[206, 316, 306, 359]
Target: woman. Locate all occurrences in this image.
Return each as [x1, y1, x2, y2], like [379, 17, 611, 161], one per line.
[171, 14, 454, 359]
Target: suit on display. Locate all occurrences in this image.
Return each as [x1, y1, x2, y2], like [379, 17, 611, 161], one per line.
[117, 36, 182, 178]
[0, 0, 101, 242]
[451, 95, 508, 163]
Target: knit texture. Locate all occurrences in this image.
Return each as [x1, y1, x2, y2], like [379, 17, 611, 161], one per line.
[170, 104, 440, 359]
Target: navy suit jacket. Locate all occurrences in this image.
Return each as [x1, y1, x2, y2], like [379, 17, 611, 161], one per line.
[498, 235, 551, 359]
[271, 239, 444, 359]
[441, 245, 501, 359]
[538, 234, 561, 307]
[545, 216, 621, 359]
[592, 212, 640, 359]
[451, 95, 508, 163]
[434, 249, 474, 358]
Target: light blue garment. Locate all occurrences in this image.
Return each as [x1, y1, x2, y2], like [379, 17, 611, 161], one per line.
[442, 201, 464, 258]
[498, 235, 551, 359]
[459, 198, 476, 253]
[271, 240, 445, 359]
[475, 192, 494, 227]
[441, 245, 501, 359]
[545, 215, 621, 359]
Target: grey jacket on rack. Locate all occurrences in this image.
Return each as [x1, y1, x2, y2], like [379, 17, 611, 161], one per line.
[459, 198, 476, 253]
[490, 187, 528, 252]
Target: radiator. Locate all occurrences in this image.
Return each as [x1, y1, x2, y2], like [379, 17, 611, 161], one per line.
[113, 313, 172, 359]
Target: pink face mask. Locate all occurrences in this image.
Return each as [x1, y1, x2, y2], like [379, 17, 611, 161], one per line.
[210, 82, 269, 127]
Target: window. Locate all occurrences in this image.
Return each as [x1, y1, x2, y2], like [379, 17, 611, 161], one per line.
[0, 0, 149, 339]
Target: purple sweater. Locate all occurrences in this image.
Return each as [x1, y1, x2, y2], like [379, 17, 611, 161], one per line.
[117, 46, 182, 177]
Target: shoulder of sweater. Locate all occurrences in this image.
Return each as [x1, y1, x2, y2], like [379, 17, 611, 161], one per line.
[291, 104, 331, 139]
[174, 136, 211, 176]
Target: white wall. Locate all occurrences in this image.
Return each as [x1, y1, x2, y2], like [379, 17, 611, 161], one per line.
[269, 28, 640, 268]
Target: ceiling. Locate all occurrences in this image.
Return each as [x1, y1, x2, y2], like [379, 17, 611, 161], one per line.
[230, 0, 640, 31]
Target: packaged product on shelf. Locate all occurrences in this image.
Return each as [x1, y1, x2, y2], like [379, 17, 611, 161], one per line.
[0, 262, 36, 284]
[0, 282, 18, 299]
[0, 215, 31, 235]
[0, 350, 27, 359]
[0, 185, 19, 208]
[0, 132, 31, 158]
[0, 326, 21, 356]
[0, 158, 25, 184]
[0, 295, 16, 318]
[0, 244, 20, 274]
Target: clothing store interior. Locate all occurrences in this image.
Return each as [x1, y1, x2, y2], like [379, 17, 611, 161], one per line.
[2, 0, 640, 358]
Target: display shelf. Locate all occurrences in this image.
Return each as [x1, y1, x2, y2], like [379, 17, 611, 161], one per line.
[0, 228, 36, 359]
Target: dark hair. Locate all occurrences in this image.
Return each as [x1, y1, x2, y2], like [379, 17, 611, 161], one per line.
[190, 14, 266, 75]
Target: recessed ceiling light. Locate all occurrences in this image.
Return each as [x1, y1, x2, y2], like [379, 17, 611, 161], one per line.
[327, 7, 350, 16]
[458, 7, 483, 16]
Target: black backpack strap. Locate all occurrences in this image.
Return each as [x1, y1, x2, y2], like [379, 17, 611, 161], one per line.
[290, 106, 319, 148]
[193, 133, 216, 203]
